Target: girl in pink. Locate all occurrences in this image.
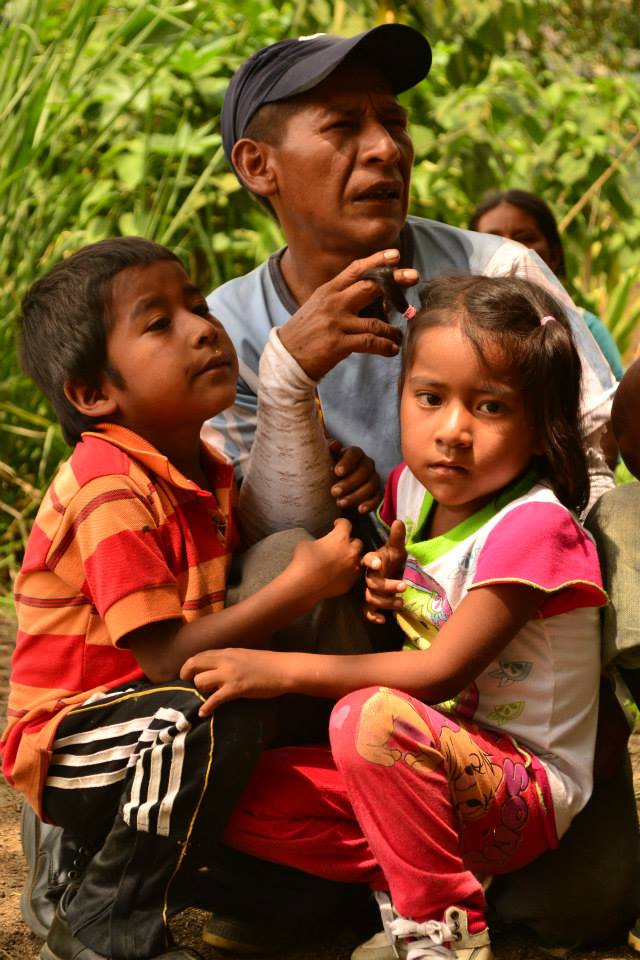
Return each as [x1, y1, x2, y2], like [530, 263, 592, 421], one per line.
[182, 275, 605, 960]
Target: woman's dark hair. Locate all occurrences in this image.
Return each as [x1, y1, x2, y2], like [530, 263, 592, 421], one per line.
[19, 237, 181, 446]
[399, 274, 589, 514]
[469, 189, 566, 277]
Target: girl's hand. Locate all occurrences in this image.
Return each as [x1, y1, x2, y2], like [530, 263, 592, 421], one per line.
[362, 519, 408, 624]
[289, 517, 363, 602]
[181, 647, 288, 716]
[329, 440, 382, 514]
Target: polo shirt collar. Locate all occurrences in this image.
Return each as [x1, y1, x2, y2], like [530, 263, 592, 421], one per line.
[82, 423, 230, 495]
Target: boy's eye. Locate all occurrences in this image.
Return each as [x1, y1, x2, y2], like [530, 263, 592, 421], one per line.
[417, 392, 441, 407]
[146, 316, 170, 333]
[191, 302, 211, 318]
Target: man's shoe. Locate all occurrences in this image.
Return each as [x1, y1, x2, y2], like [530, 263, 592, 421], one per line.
[629, 916, 640, 952]
[351, 896, 493, 960]
[20, 804, 95, 939]
[41, 888, 201, 960]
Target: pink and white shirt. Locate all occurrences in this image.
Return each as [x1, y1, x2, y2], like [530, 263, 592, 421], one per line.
[379, 467, 607, 835]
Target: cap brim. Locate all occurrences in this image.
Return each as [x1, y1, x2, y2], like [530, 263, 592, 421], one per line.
[266, 24, 431, 103]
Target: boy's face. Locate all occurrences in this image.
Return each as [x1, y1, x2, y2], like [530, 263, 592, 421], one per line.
[100, 260, 238, 445]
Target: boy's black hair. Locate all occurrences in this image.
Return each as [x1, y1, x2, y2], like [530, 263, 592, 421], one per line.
[469, 189, 566, 277]
[399, 274, 589, 514]
[19, 237, 181, 446]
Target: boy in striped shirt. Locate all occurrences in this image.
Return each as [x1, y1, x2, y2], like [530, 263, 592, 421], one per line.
[1, 237, 366, 960]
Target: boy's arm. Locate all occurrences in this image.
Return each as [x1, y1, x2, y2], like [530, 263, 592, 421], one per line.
[124, 519, 361, 683]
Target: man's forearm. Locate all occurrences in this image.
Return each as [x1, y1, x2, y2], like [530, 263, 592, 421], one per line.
[239, 328, 338, 544]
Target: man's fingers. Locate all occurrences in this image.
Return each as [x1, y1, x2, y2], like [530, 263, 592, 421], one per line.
[332, 249, 401, 292]
[334, 480, 379, 510]
[333, 445, 363, 477]
[332, 461, 375, 496]
[357, 494, 383, 514]
[392, 267, 419, 288]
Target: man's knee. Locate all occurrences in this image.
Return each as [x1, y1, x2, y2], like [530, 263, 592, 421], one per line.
[488, 752, 640, 947]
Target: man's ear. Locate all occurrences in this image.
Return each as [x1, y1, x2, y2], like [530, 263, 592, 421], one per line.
[63, 376, 119, 421]
[231, 138, 277, 199]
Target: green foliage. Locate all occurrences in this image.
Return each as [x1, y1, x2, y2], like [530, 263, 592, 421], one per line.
[1, 0, 639, 589]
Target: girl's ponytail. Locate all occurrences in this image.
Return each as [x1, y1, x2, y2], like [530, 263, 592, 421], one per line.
[530, 314, 589, 514]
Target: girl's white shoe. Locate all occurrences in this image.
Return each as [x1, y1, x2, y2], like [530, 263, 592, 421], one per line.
[350, 893, 493, 960]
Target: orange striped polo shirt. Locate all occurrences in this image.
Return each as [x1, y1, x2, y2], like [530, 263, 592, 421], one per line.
[2, 423, 236, 814]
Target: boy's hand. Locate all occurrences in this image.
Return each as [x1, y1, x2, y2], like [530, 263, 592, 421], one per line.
[362, 519, 407, 624]
[290, 517, 362, 602]
[329, 440, 382, 514]
[181, 647, 289, 716]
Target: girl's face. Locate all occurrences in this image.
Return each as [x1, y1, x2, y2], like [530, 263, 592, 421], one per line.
[400, 323, 540, 532]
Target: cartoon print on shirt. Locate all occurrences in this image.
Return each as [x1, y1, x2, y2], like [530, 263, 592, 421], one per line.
[447, 545, 481, 585]
[489, 661, 533, 687]
[401, 558, 452, 629]
[487, 701, 526, 727]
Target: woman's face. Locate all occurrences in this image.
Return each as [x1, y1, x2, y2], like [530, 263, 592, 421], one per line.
[474, 202, 561, 273]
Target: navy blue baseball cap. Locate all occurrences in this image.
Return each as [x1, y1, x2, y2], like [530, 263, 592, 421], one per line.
[221, 25, 432, 166]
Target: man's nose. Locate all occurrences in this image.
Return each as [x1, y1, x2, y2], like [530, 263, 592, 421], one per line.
[360, 120, 402, 164]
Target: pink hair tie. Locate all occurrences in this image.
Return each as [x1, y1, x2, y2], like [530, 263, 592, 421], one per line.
[540, 315, 555, 326]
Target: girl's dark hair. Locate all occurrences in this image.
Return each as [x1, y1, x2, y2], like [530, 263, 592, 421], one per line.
[19, 237, 181, 446]
[400, 274, 589, 514]
[469, 189, 566, 277]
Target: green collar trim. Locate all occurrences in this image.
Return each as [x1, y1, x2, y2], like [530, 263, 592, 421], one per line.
[406, 468, 539, 565]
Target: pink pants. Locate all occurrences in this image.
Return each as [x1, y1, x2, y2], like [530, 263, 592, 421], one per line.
[225, 687, 558, 926]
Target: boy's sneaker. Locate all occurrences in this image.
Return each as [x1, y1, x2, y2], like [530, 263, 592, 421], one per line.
[351, 893, 493, 960]
[41, 886, 201, 960]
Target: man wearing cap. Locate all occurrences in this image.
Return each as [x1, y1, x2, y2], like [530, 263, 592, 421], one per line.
[200, 23, 637, 959]
[207, 24, 616, 507]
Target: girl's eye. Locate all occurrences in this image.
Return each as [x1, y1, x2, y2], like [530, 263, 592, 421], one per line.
[146, 317, 170, 333]
[192, 302, 211, 318]
[479, 400, 504, 414]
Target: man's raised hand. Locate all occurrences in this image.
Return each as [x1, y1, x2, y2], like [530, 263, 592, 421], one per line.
[278, 249, 418, 381]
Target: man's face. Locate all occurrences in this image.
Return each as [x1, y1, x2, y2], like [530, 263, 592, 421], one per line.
[267, 60, 414, 259]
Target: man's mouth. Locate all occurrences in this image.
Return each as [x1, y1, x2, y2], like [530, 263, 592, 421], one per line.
[354, 183, 402, 203]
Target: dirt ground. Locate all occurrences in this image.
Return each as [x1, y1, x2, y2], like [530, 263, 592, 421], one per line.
[1, 610, 639, 960]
